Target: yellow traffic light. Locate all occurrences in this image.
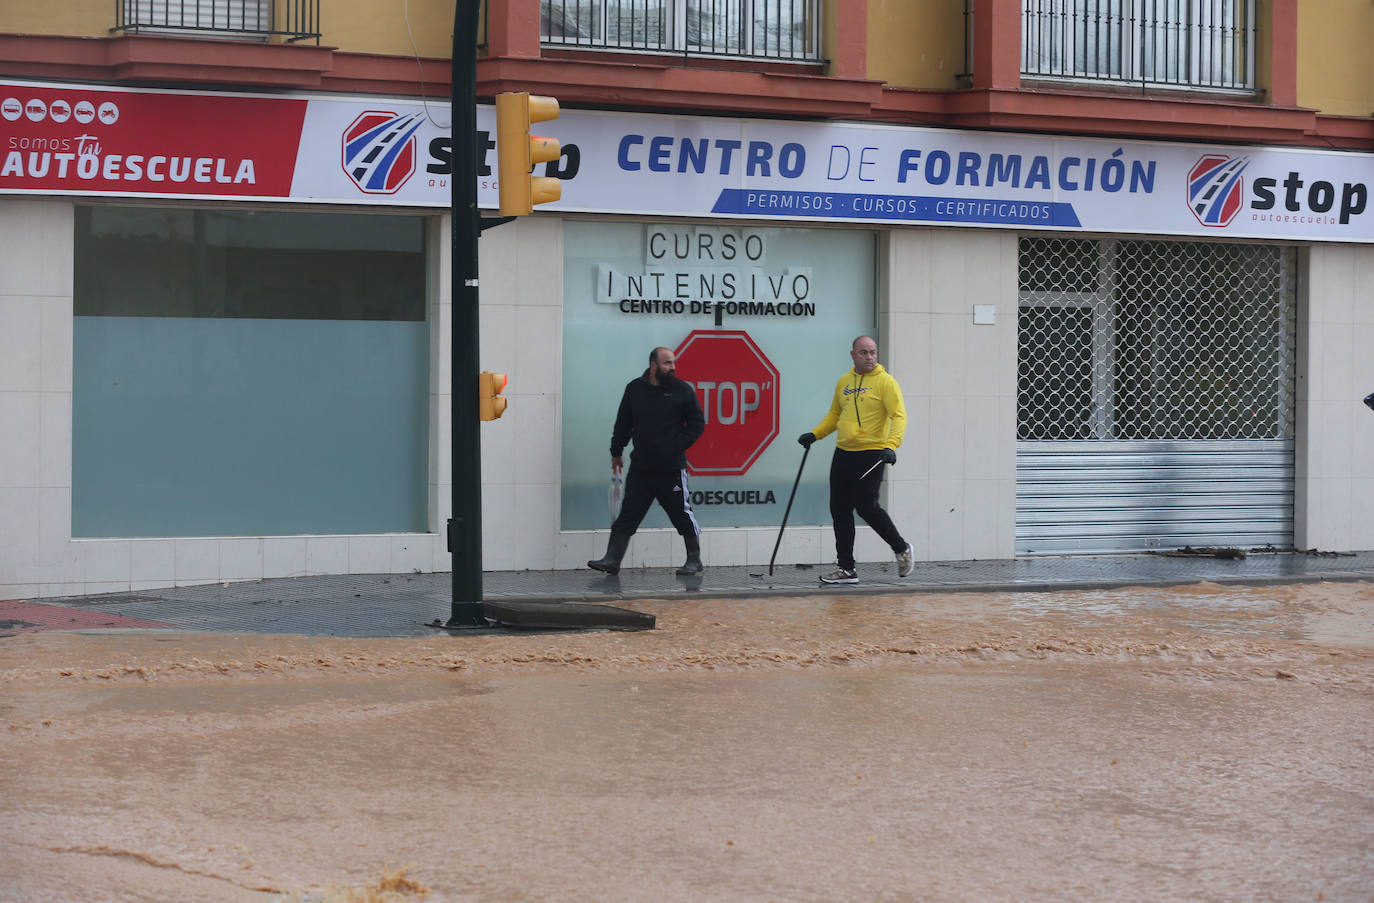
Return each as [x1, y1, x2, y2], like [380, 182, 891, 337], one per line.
[495, 92, 561, 216]
[478, 371, 508, 421]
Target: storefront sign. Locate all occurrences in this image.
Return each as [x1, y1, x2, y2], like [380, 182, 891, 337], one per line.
[3, 79, 1371, 244]
[598, 226, 816, 323]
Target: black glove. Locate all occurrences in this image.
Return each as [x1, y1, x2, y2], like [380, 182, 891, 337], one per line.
[1365, 392, 1374, 412]
[797, 432, 816, 448]
[880, 448, 897, 465]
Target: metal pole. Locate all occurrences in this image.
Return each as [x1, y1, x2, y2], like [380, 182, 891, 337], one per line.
[447, 0, 486, 628]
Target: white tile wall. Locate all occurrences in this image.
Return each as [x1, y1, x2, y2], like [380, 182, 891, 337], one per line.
[514, 481, 558, 568]
[263, 536, 308, 579]
[881, 229, 1018, 564]
[1353, 479, 1374, 549]
[1294, 243, 1374, 551]
[174, 539, 220, 583]
[624, 529, 672, 569]
[0, 199, 74, 600]
[391, 535, 435, 574]
[40, 299, 74, 393]
[220, 539, 264, 581]
[772, 525, 823, 570]
[0, 297, 42, 391]
[899, 396, 931, 480]
[927, 395, 967, 480]
[962, 479, 1003, 560]
[132, 541, 176, 583]
[479, 481, 519, 571]
[304, 537, 348, 576]
[927, 315, 967, 397]
[513, 392, 558, 485]
[927, 479, 966, 561]
[556, 531, 596, 569]
[887, 480, 930, 562]
[39, 392, 71, 489]
[0, 392, 41, 488]
[84, 540, 132, 584]
[347, 536, 392, 574]
[705, 527, 750, 566]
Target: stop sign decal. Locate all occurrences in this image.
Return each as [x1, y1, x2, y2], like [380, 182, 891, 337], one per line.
[675, 330, 779, 476]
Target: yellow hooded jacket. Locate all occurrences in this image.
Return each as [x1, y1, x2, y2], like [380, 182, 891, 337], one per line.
[810, 364, 906, 452]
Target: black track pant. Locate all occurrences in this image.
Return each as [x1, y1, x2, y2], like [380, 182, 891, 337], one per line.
[611, 464, 701, 537]
[829, 448, 906, 571]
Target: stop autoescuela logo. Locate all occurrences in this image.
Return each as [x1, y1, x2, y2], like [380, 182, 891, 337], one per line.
[674, 330, 779, 476]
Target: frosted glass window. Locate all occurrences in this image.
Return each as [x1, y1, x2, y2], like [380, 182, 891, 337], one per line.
[561, 221, 876, 530]
[73, 207, 430, 538]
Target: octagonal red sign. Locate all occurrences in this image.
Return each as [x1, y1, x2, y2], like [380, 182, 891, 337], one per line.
[675, 330, 779, 476]
[1187, 153, 1246, 228]
[341, 110, 419, 195]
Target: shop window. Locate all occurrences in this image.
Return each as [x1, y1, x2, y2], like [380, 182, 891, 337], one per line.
[560, 221, 876, 530]
[73, 207, 430, 538]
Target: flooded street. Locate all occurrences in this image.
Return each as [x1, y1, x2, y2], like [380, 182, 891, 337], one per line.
[2, 582, 1373, 902]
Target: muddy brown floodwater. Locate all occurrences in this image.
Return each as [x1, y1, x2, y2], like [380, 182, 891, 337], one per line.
[2, 581, 1373, 903]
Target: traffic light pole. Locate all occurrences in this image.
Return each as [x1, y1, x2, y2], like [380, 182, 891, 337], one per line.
[434, 8, 654, 634]
[446, 0, 486, 628]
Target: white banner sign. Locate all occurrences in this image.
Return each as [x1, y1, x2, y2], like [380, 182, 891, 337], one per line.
[3, 79, 1371, 242]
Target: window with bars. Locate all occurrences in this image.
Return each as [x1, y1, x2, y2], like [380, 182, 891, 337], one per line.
[114, 0, 321, 43]
[1021, 0, 1255, 90]
[1017, 236, 1296, 442]
[541, 0, 820, 61]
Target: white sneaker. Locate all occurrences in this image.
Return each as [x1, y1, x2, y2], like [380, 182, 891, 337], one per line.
[896, 543, 914, 578]
[819, 567, 859, 584]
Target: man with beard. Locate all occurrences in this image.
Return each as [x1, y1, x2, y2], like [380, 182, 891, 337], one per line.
[588, 346, 707, 576]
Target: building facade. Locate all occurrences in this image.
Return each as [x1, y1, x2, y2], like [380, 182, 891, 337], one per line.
[2, 0, 1372, 599]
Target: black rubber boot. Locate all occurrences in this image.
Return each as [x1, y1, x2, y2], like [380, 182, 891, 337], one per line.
[588, 532, 631, 576]
[675, 533, 704, 576]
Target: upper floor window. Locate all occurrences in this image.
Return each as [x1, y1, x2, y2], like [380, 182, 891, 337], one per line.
[114, 0, 321, 43]
[541, 0, 821, 62]
[1021, 0, 1255, 90]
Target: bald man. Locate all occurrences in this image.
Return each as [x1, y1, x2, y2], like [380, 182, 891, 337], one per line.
[588, 346, 707, 577]
[798, 335, 914, 584]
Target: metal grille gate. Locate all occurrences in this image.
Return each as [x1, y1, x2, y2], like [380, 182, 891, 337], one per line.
[1016, 236, 1297, 554]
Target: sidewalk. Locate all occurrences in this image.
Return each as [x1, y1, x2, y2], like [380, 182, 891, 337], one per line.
[5, 549, 1374, 638]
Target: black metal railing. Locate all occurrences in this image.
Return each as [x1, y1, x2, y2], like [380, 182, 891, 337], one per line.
[541, 0, 821, 62]
[1020, 0, 1255, 90]
[113, 0, 321, 44]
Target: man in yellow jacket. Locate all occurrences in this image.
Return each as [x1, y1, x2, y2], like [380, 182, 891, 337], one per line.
[798, 335, 914, 584]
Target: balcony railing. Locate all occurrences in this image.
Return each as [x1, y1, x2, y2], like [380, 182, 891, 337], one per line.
[113, 0, 321, 44]
[541, 0, 821, 62]
[1021, 0, 1255, 90]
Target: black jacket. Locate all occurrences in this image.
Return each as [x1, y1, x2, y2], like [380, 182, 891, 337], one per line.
[610, 371, 706, 470]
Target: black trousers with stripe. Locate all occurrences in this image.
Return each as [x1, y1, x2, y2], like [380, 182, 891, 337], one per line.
[611, 463, 700, 537]
[829, 448, 906, 570]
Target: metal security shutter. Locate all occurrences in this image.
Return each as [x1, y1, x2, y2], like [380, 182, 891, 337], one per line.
[1016, 237, 1297, 555]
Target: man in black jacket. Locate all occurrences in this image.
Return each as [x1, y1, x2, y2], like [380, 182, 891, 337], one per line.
[588, 346, 707, 576]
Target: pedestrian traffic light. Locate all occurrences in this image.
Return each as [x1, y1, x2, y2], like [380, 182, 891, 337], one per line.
[495, 92, 561, 216]
[478, 371, 508, 421]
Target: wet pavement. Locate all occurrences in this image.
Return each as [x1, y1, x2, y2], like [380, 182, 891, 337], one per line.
[5, 548, 1374, 637]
